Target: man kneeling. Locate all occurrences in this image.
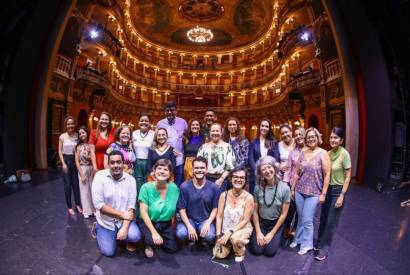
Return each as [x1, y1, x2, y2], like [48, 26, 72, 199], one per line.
[92, 150, 141, 256]
[176, 157, 220, 248]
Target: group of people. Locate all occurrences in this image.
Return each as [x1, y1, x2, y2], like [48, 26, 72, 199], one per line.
[58, 101, 351, 262]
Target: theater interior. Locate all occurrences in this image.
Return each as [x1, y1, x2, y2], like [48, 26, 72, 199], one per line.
[0, 0, 409, 274]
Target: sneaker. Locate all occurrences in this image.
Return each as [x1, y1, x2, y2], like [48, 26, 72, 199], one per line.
[83, 214, 90, 219]
[144, 246, 154, 258]
[126, 242, 137, 252]
[235, 256, 244, 262]
[289, 241, 298, 248]
[315, 252, 327, 261]
[297, 248, 311, 255]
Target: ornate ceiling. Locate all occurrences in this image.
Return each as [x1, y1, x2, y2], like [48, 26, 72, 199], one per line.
[129, 0, 274, 50]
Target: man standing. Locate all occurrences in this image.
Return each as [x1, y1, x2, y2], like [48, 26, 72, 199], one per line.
[176, 157, 220, 248]
[156, 101, 188, 186]
[92, 150, 141, 257]
[201, 109, 217, 142]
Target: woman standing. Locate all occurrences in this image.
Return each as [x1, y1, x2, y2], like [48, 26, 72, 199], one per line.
[223, 117, 249, 170]
[282, 127, 306, 238]
[250, 156, 290, 257]
[58, 116, 82, 215]
[315, 128, 351, 261]
[183, 118, 205, 181]
[104, 125, 136, 175]
[197, 123, 236, 191]
[75, 126, 96, 218]
[290, 127, 330, 255]
[139, 159, 180, 257]
[89, 112, 115, 171]
[147, 128, 176, 176]
[249, 118, 280, 194]
[132, 112, 155, 192]
[277, 125, 295, 179]
[213, 168, 254, 262]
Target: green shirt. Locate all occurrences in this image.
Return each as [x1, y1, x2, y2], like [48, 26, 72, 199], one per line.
[328, 146, 351, 186]
[254, 181, 291, 220]
[138, 181, 179, 222]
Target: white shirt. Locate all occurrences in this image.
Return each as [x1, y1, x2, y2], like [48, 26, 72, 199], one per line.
[278, 141, 294, 165]
[59, 132, 78, 155]
[92, 169, 137, 230]
[260, 139, 268, 158]
[132, 129, 155, 159]
[157, 117, 188, 166]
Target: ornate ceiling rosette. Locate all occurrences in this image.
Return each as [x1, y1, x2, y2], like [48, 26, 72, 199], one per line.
[179, 0, 224, 22]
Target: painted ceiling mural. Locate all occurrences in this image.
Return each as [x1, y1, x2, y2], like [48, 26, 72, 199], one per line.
[130, 0, 273, 50]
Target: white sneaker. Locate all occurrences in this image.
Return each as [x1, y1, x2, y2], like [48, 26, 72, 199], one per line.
[289, 241, 298, 248]
[83, 214, 90, 219]
[298, 248, 311, 255]
[145, 246, 154, 258]
[235, 256, 244, 262]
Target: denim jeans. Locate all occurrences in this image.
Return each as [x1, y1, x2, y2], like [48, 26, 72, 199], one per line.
[316, 185, 344, 255]
[294, 192, 319, 250]
[174, 164, 184, 187]
[96, 221, 141, 257]
[176, 219, 216, 243]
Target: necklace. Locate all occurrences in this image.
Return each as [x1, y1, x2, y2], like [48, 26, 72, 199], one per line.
[140, 130, 149, 141]
[263, 183, 278, 208]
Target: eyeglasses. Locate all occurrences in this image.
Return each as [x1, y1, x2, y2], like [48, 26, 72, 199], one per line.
[306, 135, 317, 140]
[232, 175, 246, 180]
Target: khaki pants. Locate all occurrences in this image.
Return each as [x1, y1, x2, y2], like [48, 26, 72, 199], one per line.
[213, 226, 253, 259]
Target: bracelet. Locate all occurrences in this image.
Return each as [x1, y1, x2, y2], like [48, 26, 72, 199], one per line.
[340, 192, 346, 197]
[216, 233, 223, 239]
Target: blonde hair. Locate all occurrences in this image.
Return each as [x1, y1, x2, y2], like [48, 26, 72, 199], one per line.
[305, 127, 323, 145]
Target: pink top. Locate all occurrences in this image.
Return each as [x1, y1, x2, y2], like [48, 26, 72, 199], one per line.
[295, 150, 324, 196]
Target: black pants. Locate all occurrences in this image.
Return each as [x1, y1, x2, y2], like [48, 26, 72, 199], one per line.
[61, 155, 81, 209]
[250, 218, 283, 257]
[138, 220, 178, 253]
[316, 185, 344, 255]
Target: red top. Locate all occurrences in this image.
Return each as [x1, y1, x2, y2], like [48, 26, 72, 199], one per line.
[89, 128, 116, 170]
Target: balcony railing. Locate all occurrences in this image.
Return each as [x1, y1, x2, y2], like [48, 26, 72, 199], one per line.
[75, 67, 111, 90]
[54, 55, 72, 78]
[325, 59, 342, 82]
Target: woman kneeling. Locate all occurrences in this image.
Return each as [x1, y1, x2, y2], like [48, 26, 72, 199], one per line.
[213, 168, 254, 262]
[250, 156, 290, 257]
[139, 159, 179, 257]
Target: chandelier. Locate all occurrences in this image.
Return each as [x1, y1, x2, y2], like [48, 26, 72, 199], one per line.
[187, 26, 214, 43]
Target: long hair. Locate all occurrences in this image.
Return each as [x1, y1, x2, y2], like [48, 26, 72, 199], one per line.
[96, 111, 112, 139]
[259, 118, 277, 150]
[255, 155, 279, 187]
[223, 116, 245, 143]
[184, 118, 202, 145]
[75, 125, 89, 150]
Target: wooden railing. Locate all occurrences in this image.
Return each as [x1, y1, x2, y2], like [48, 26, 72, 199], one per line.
[325, 59, 342, 82]
[54, 55, 72, 78]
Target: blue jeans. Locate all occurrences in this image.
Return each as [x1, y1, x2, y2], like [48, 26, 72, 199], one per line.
[96, 221, 141, 257]
[294, 192, 319, 250]
[174, 164, 184, 187]
[316, 185, 344, 255]
[176, 219, 216, 244]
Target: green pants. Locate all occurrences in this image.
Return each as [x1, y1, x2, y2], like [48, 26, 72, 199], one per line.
[134, 159, 148, 194]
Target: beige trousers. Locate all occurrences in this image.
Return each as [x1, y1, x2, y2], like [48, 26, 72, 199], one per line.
[213, 226, 253, 258]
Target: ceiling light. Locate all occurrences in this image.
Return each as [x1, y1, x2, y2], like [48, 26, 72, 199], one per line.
[89, 29, 99, 39]
[187, 26, 214, 43]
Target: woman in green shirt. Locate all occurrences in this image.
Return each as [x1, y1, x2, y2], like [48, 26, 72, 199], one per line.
[250, 156, 290, 257]
[138, 159, 180, 258]
[315, 127, 351, 261]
